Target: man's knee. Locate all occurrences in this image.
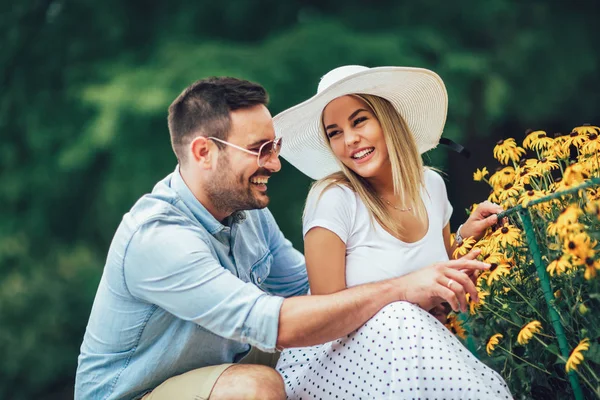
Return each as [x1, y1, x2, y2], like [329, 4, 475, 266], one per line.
[210, 364, 285, 400]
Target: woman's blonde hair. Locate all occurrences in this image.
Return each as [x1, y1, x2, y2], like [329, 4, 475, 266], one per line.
[308, 94, 427, 237]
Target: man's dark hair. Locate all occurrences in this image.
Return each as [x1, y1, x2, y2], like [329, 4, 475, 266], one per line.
[168, 77, 269, 163]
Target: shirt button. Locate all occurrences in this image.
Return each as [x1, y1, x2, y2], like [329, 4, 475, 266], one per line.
[257, 277, 262, 283]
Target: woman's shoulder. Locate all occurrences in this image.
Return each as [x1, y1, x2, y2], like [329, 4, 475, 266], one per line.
[308, 179, 357, 204]
[423, 167, 448, 190]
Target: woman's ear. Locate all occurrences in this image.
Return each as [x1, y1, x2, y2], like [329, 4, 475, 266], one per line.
[189, 136, 214, 169]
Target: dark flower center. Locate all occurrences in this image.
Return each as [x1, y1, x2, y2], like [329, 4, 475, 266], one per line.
[497, 139, 504, 145]
[540, 157, 547, 163]
[586, 258, 594, 266]
[504, 183, 513, 190]
[570, 132, 578, 137]
[568, 241, 576, 250]
[527, 190, 535, 196]
[501, 227, 509, 234]
[538, 133, 546, 138]
[490, 263, 498, 272]
[589, 133, 598, 140]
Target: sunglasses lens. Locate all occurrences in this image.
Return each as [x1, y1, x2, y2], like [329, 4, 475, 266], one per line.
[258, 142, 273, 167]
[258, 139, 282, 167]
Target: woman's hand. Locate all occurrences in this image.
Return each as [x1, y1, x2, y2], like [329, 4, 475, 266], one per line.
[397, 249, 489, 313]
[460, 201, 504, 242]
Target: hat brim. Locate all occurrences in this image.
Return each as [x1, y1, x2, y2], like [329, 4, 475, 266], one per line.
[274, 66, 448, 180]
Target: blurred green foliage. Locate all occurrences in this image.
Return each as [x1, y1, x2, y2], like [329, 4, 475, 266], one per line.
[1, 0, 599, 398]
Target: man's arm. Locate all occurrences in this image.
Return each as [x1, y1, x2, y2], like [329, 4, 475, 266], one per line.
[277, 278, 400, 349]
[124, 220, 284, 352]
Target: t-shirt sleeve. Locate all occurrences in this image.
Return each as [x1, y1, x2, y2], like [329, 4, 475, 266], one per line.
[426, 169, 453, 227]
[302, 183, 356, 244]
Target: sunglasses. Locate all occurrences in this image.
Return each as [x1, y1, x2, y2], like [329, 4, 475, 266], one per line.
[208, 137, 282, 167]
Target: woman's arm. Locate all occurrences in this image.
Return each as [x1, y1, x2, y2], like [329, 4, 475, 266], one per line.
[443, 222, 454, 259]
[304, 227, 347, 295]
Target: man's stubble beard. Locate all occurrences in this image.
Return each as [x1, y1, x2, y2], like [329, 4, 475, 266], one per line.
[205, 153, 269, 215]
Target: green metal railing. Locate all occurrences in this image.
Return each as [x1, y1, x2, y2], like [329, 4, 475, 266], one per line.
[495, 177, 600, 400]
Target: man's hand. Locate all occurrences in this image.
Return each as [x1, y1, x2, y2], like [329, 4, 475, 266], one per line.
[397, 250, 490, 313]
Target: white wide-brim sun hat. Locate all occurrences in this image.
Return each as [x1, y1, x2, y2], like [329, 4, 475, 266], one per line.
[274, 65, 448, 180]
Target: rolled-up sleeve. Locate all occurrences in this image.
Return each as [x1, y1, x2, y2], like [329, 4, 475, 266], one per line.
[123, 218, 283, 352]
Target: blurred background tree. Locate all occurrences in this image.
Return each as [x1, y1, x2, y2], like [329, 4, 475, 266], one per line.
[1, 0, 598, 398]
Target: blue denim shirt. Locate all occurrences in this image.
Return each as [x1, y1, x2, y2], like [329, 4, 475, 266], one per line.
[75, 167, 308, 400]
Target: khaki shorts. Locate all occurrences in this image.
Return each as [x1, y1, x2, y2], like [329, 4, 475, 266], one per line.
[141, 347, 280, 400]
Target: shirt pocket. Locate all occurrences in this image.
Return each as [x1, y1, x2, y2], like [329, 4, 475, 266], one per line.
[249, 251, 273, 287]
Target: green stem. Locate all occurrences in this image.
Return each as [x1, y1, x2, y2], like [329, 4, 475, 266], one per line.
[498, 345, 551, 375]
[480, 303, 521, 328]
[498, 275, 546, 321]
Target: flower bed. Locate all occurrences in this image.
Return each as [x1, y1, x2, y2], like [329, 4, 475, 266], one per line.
[456, 125, 600, 399]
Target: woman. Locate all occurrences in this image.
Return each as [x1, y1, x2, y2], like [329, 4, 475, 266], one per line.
[273, 66, 512, 399]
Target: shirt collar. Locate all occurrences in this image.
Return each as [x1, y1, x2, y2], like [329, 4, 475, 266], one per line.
[170, 165, 227, 235]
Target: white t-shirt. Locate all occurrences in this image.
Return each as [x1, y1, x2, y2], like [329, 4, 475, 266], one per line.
[303, 169, 453, 288]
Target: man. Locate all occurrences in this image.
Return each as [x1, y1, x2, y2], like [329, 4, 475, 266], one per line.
[75, 77, 490, 399]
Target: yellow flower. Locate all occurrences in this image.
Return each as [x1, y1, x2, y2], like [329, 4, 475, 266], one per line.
[588, 187, 600, 201]
[489, 166, 516, 188]
[475, 238, 499, 256]
[572, 124, 600, 136]
[517, 321, 542, 345]
[582, 132, 600, 155]
[445, 313, 467, 339]
[585, 200, 600, 219]
[481, 251, 505, 264]
[489, 188, 506, 204]
[523, 130, 553, 151]
[494, 138, 526, 165]
[467, 289, 488, 315]
[562, 163, 591, 186]
[565, 338, 590, 373]
[563, 129, 589, 152]
[545, 135, 570, 159]
[452, 236, 477, 259]
[533, 156, 560, 175]
[556, 204, 583, 226]
[473, 167, 489, 182]
[491, 224, 522, 247]
[547, 255, 573, 276]
[498, 183, 523, 202]
[515, 163, 541, 186]
[486, 333, 504, 355]
[518, 189, 547, 208]
[584, 256, 599, 280]
[563, 233, 596, 263]
[486, 262, 511, 286]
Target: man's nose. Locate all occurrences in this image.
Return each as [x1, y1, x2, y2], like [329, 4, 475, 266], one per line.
[264, 154, 282, 173]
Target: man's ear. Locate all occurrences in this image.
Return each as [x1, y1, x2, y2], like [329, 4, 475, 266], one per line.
[189, 136, 214, 169]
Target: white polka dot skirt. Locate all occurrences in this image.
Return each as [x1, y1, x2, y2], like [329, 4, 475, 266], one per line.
[277, 301, 512, 399]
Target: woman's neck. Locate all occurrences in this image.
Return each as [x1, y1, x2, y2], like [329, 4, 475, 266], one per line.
[366, 164, 395, 197]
